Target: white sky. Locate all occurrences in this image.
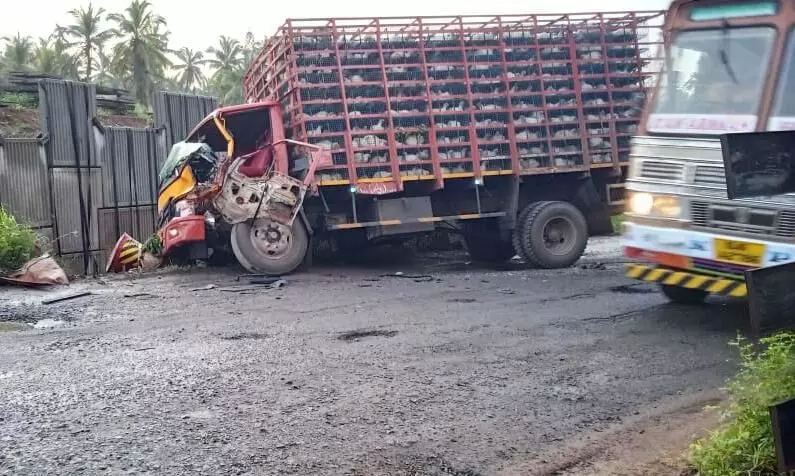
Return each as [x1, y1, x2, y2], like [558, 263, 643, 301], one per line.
[1, 0, 670, 49]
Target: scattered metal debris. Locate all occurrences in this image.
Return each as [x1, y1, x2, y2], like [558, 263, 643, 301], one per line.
[190, 284, 217, 292]
[338, 329, 398, 341]
[41, 292, 92, 305]
[220, 332, 268, 341]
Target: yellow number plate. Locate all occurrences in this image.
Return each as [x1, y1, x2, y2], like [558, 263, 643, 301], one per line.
[714, 238, 765, 267]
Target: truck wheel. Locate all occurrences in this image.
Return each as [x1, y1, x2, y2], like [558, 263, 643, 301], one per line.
[515, 201, 588, 269]
[462, 219, 515, 263]
[231, 218, 309, 276]
[660, 285, 708, 305]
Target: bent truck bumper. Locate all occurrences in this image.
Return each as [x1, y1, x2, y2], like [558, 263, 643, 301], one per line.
[162, 216, 206, 256]
[621, 221, 795, 299]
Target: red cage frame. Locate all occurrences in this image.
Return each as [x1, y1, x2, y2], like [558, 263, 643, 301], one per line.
[243, 12, 665, 193]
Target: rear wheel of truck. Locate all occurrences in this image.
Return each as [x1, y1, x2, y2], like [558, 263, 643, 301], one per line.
[231, 218, 309, 276]
[515, 201, 588, 269]
[660, 285, 708, 305]
[462, 219, 515, 264]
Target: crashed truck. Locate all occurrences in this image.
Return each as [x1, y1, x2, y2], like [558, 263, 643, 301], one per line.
[115, 13, 662, 276]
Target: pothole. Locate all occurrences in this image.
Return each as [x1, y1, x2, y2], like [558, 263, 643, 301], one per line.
[338, 329, 398, 342]
[610, 284, 656, 294]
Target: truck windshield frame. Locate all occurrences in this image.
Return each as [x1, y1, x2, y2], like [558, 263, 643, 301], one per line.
[647, 26, 776, 135]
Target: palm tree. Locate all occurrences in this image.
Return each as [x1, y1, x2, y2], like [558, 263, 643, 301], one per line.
[108, 0, 171, 106]
[33, 36, 79, 79]
[93, 46, 119, 87]
[1, 33, 34, 72]
[62, 3, 114, 81]
[173, 47, 206, 92]
[205, 36, 243, 80]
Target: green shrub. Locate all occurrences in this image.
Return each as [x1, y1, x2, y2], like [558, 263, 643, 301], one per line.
[0, 207, 37, 274]
[690, 332, 795, 475]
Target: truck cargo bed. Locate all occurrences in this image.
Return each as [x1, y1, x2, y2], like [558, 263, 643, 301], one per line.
[244, 12, 664, 193]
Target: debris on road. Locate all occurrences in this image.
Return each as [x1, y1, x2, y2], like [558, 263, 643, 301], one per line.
[0, 255, 68, 287]
[190, 284, 217, 292]
[41, 291, 92, 305]
[381, 272, 434, 283]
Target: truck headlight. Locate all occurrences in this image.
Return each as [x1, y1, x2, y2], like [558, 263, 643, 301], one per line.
[627, 192, 681, 218]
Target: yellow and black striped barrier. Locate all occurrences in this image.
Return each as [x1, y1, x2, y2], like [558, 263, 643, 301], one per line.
[625, 263, 747, 297]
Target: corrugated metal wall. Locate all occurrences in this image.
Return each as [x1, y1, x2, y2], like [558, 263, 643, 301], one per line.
[153, 91, 218, 151]
[0, 138, 51, 228]
[1, 79, 218, 275]
[38, 80, 98, 167]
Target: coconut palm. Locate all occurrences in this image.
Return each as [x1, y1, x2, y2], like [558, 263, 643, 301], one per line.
[33, 36, 79, 79]
[61, 3, 114, 81]
[108, 0, 171, 106]
[205, 36, 243, 80]
[1, 33, 34, 72]
[173, 47, 206, 92]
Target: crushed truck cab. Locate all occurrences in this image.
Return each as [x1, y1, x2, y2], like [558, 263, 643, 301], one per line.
[154, 102, 331, 275]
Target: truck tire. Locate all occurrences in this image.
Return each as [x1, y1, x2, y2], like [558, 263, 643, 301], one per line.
[231, 218, 309, 276]
[462, 219, 515, 264]
[515, 201, 588, 269]
[660, 285, 708, 305]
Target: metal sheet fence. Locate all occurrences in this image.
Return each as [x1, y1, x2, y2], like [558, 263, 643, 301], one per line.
[153, 91, 218, 154]
[0, 138, 51, 228]
[0, 80, 218, 275]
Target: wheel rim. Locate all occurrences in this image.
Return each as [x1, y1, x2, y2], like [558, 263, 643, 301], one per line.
[541, 216, 577, 256]
[250, 219, 293, 260]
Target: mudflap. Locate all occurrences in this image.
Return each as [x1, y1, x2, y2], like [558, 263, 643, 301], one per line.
[745, 262, 795, 335]
[573, 178, 613, 236]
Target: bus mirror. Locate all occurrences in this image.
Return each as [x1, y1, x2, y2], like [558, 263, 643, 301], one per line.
[720, 130, 795, 199]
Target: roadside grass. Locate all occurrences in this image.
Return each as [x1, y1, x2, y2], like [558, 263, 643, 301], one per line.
[690, 332, 795, 475]
[611, 214, 625, 234]
[0, 207, 37, 274]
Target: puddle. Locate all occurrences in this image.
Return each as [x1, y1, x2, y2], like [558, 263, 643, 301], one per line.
[338, 329, 398, 342]
[33, 319, 66, 329]
[0, 322, 31, 332]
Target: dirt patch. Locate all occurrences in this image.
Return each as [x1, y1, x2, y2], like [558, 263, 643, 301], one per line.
[495, 391, 724, 476]
[0, 107, 149, 139]
[338, 329, 398, 341]
[0, 107, 39, 138]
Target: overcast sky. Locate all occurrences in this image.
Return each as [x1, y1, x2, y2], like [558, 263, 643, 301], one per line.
[2, 0, 670, 49]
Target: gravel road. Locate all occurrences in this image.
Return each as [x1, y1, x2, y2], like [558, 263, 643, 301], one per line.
[0, 238, 746, 475]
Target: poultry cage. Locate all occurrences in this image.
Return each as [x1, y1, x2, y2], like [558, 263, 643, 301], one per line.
[244, 12, 664, 190]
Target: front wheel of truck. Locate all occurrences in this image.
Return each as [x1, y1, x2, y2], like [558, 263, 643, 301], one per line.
[660, 285, 708, 305]
[231, 218, 309, 276]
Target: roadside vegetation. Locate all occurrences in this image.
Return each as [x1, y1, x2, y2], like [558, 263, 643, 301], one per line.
[0, 208, 37, 274]
[0, 1, 265, 107]
[690, 332, 795, 475]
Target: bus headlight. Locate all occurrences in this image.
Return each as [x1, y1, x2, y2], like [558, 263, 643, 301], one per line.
[629, 192, 654, 215]
[628, 192, 681, 218]
[653, 195, 682, 218]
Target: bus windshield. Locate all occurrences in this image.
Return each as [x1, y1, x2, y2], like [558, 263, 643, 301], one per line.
[647, 26, 775, 135]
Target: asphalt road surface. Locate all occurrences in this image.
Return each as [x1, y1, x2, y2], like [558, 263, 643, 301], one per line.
[0, 239, 747, 475]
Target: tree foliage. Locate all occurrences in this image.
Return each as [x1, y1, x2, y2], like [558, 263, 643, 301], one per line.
[0, 1, 267, 107]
